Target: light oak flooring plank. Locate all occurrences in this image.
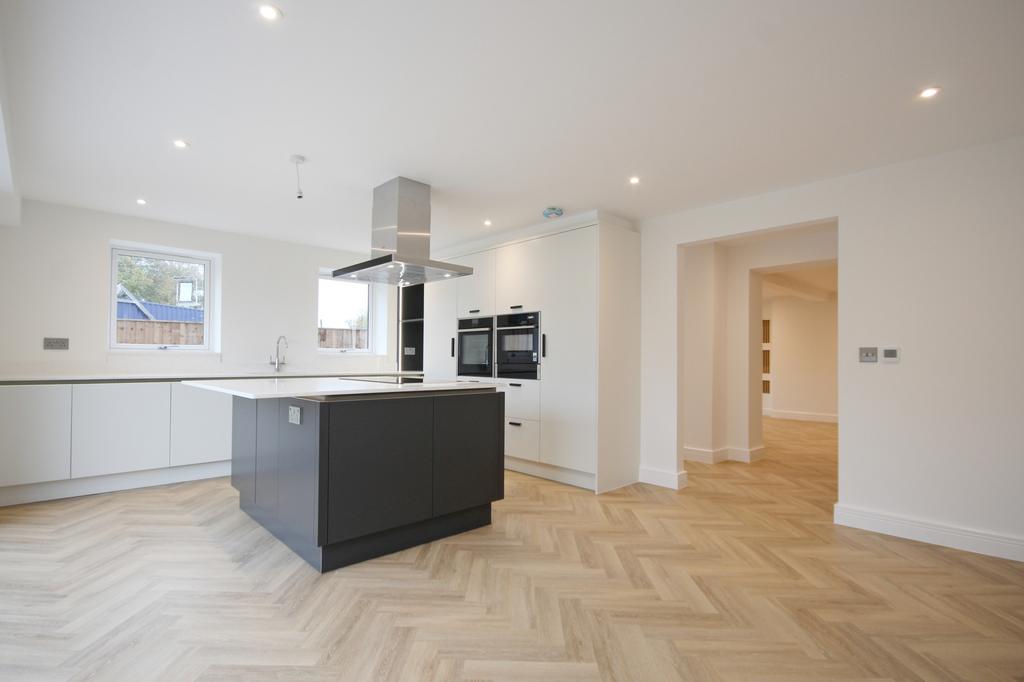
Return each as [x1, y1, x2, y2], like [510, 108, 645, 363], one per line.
[0, 418, 1021, 681]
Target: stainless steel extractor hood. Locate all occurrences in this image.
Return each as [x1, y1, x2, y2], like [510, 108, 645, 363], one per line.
[332, 177, 473, 286]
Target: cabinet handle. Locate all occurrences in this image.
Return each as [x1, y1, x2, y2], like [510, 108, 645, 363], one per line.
[509, 382, 522, 387]
[542, 333, 547, 358]
[469, 309, 480, 314]
[450, 337, 455, 357]
[510, 304, 523, 310]
[508, 421, 522, 427]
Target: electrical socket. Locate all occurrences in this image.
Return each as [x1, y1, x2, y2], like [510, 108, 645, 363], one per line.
[859, 347, 878, 363]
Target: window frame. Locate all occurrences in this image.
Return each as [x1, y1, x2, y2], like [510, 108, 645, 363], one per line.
[316, 269, 374, 354]
[109, 244, 216, 352]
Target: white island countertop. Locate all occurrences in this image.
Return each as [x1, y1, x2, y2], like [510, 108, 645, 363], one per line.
[182, 377, 496, 400]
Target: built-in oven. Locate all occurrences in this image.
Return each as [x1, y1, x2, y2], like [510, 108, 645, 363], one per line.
[495, 312, 540, 380]
[457, 316, 494, 378]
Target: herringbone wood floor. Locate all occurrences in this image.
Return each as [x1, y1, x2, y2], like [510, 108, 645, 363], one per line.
[1, 418, 1022, 681]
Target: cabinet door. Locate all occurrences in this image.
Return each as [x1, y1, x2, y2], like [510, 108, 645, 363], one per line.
[504, 418, 540, 462]
[498, 379, 540, 421]
[433, 392, 504, 516]
[170, 383, 233, 466]
[539, 227, 598, 474]
[0, 385, 72, 487]
[423, 276, 458, 380]
[71, 382, 172, 478]
[327, 397, 433, 543]
[495, 239, 545, 314]
[454, 250, 495, 317]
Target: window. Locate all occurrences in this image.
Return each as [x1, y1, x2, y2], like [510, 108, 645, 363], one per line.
[318, 274, 371, 352]
[110, 245, 216, 350]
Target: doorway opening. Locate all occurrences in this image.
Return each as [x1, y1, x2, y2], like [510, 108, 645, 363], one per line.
[675, 220, 838, 501]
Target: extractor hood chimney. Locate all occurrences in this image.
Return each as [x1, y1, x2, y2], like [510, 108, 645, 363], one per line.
[332, 177, 472, 286]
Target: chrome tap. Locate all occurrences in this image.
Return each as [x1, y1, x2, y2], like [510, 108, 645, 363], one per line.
[270, 335, 288, 371]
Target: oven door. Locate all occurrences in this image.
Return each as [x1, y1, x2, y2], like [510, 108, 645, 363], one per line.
[457, 328, 494, 377]
[495, 325, 539, 379]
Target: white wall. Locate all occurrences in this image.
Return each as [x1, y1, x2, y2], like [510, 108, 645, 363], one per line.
[640, 136, 1024, 560]
[0, 200, 397, 378]
[763, 296, 837, 422]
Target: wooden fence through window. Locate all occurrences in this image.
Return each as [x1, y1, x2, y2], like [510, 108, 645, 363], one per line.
[117, 320, 204, 346]
[318, 327, 369, 350]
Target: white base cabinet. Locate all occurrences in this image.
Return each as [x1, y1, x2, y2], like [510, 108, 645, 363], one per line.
[170, 383, 233, 467]
[0, 385, 72, 487]
[72, 382, 172, 478]
[504, 418, 540, 462]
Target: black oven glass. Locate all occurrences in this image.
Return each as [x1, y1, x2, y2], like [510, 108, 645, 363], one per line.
[457, 317, 494, 377]
[496, 312, 540, 380]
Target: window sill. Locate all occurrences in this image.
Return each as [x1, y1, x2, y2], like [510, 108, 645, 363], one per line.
[107, 349, 222, 357]
[316, 349, 375, 355]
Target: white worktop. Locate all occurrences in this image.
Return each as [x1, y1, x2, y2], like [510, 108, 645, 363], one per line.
[0, 370, 424, 384]
[182, 377, 496, 400]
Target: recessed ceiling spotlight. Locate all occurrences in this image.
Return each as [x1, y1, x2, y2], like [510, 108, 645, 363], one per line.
[349, 274, 357, 279]
[136, 198, 147, 205]
[258, 5, 282, 21]
[172, 139, 189, 149]
[483, 219, 492, 226]
[629, 176, 640, 185]
[444, 273, 452, 278]
[918, 86, 942, 99]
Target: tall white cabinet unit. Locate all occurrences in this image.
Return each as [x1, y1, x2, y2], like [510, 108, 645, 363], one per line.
[427, 213, 640, 493]
[423, 276, 458, 380]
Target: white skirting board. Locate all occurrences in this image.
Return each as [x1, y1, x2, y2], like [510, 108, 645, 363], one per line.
[638, 466, 688, 490]
[682, 446, 765, 464]
[681, 447, 727, 464]
[834, 503, 1024, 562]
[0, 461, 230, 507]
[504, 457, 595, 491]
[763, 409, 837, 423]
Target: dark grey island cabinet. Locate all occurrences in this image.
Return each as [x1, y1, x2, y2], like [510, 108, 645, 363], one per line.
[229, 387, 504, 572]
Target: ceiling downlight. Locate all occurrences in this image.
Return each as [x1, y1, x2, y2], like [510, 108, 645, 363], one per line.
[258, 5, 283, 21]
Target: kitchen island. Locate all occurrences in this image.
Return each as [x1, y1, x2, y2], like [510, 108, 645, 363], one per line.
[183, 376, 504, 572]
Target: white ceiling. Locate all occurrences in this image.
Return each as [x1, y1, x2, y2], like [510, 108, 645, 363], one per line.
[762, 264, 838, 301]
[1, 1, 1023, 253]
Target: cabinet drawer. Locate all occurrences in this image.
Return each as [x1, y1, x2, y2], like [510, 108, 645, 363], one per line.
[499, 380, 540, 420]
[504, 418, 540, 462]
